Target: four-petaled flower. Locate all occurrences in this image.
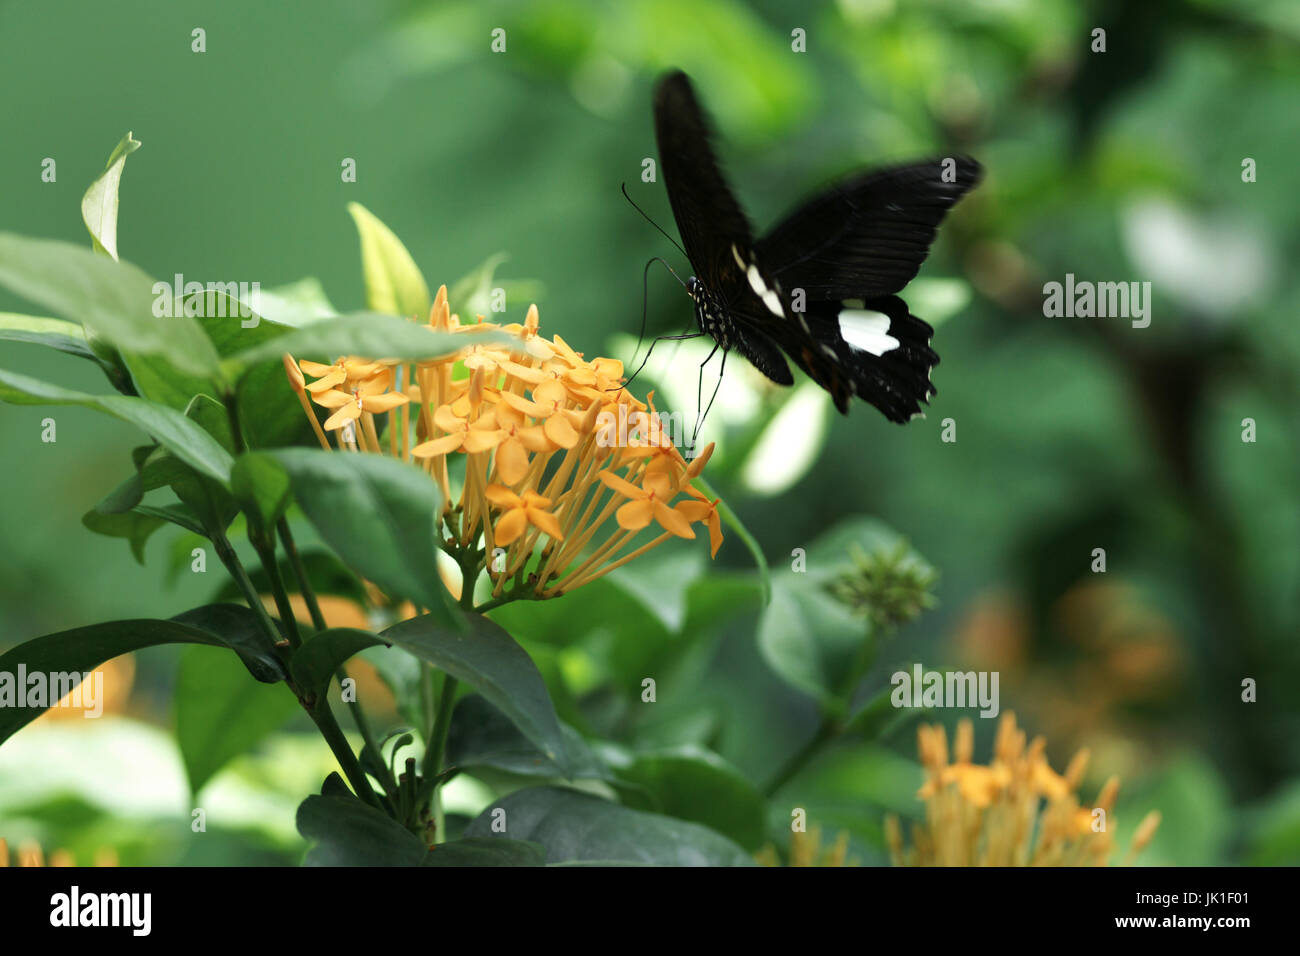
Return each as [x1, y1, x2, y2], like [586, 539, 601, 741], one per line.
[485, 485, 564, 546]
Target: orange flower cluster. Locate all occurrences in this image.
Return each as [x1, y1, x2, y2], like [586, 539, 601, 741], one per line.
[284, 286, 722, 603]
[886, 713, 1161, 866]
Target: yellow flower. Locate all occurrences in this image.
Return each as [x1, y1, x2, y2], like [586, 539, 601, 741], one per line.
[299, 356, 386, 393]
[284, 287, 723, 606]
[888, 712, 1161, 866]
[312, 380, 410, 431]
[484, 486, 564, 546]
[756, 826, 858, 867]
[676, 487, 723, 558]
[597, 470, 695, 538]
[0, 838, 118, 867]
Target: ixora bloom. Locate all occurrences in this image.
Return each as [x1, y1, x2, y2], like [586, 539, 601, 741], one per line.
[886, 712, 1161, 866]
[283, 286, 722, 604]
[0, 838, 117, 867]
[756, 826, 858, 867]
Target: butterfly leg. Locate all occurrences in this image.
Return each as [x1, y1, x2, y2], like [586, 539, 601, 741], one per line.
[619, 330, 704, 393]
[690, 345, 726, 452]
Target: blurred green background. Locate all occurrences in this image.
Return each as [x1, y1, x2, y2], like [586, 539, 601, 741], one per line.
[1, 0, 1298, 865]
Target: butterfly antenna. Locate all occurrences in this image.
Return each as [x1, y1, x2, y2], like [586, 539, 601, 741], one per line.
[621, 182, 688, 259]
[611, 255, 700, 394]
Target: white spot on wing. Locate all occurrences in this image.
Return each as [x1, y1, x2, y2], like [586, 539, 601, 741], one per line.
[731, 244, 746, 270]
[747, 264, 784, 317]
[838, 308, 900, 356]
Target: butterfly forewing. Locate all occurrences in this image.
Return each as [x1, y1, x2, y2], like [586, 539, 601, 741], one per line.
[653, 71, 754, 291]
[755, 158, 983, 299]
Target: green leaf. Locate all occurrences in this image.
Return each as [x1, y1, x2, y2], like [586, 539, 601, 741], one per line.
[81, 506, 165, 564]
[81, 131, 141, 261]
[0, 368, 233, 484]
[612, 748, 767, 851]
[174, 644, 300, 796]
[756, 517, 915, 701]
[446, 694, 612, 781]
[223, 313, 513, 380]
[758, 581, 864, 704]
[382, 612, 573, 775]
[296, 793, 428, 866]
[254, 277, 337, 325]
[765, 743, 924, 857]
[124, 290, 311, 448]
[347, 202, 431, 319]
[0, 313, 94, 360]
[289, 627, 387, 703]
[169, 604, 289, 683]
[423, 837, 545, 867]
[464, 787, 754, 866]
[230, 452, 291, 531]
[297, 793, 546, 866]
[358, 643, 426, 730]
[0, 605, 285, 746]
[267, 448, 460, 625]
[0, 232, 220, 379]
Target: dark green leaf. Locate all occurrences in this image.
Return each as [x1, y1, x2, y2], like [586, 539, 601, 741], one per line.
[268, 448, 461, 626]
[464, 787, 754, 866]
[446, 694, 611, 781]
[169, 604, 290, 683]
[81, 506, 165, 564]
[382, 613, 573, 775]
[0, 605, 284, 745]
[422, 838, 545, 867]
[613, 748, 768, 851]
[289, 627, 387, 702]
[296, 794, 426, 866]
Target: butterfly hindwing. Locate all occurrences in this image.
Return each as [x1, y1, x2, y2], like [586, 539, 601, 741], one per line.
[734, 294, 936, 420]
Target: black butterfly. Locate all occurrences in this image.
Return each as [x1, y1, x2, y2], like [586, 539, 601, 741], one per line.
[651, 69, 982, 424]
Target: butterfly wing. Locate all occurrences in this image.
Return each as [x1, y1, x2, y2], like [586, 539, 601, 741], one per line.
[735, 295, 938, 420]
[736, 157, 981, 420]
[755, 157, 982, 299]
[653, 70, 755, 293]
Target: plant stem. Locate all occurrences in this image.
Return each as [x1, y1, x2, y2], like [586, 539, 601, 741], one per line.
[211, 531, 285, 652]
[277, 519, 327, 631]
[763, 626, 883, 797]
[220, 388, 384, 811]
[765, 719, 836, 797]
[416, 673, 458, 840]
[307, 700, 385, 810]
[251, 534, 302, 650]
[276, 518, 399, 803]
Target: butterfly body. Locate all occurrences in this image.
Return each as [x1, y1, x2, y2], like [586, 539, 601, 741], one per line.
[653, 70, 982, 423]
